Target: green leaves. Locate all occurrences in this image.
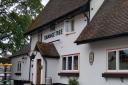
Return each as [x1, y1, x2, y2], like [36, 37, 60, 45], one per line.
[68, 78, 79, 85]
[0, 12, 30, 53]
[0, 0, 43, 55]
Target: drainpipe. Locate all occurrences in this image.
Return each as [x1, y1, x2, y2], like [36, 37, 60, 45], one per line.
[28, 55, 31, 82]
[89, 0, 91, 21]
[83, 0, 91, 24]
[42, 55, 47, 84]
[84, 13, 90, 24]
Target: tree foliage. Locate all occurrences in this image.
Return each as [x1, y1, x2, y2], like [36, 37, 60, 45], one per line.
[0, 0, 43, 55]
[68, 78, 79, 85]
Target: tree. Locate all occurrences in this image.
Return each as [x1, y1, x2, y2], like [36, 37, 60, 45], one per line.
[0, 0, 43, 55]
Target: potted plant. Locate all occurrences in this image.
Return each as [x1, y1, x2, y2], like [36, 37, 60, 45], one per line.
[68, 78, 79, 85]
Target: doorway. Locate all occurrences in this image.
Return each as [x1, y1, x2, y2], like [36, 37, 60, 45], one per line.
[36, 59, 41, 85]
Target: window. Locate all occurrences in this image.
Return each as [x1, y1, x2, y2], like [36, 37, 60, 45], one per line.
[119, 49, 128, 70]
[62, 54, 79, 72]
[107, 48, 128, 71]
[62, 57, 66, 70]
[108, 51, 116, 70]
[17, 61, 21, 72]
[68, 56, 72, 70]
[64, 19, 74, 33]
[74, 56, 78, 70]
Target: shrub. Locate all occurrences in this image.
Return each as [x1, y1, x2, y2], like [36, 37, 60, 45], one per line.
[68, 78, 79, 85]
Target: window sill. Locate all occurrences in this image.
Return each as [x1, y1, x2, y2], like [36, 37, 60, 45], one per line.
[58, 72, 79, 77]
[15, 72, 21, 76]
[102, 72, 128, 78]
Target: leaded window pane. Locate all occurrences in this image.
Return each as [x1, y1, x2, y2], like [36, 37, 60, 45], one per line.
[68, 56, 72, 70]
[119, 49, 128, 70]
[108, 51, 116, 70]
[62, 57, 66, 70]
[74, 56, 78, 70]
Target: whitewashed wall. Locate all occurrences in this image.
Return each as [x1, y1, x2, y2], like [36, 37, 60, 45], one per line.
[32, 53, 44, 84]
[31, 53, 60, 84]
[31, 13, 87, 84]
[90, 0, 104, 20]
[31, 34, 38, 51]
[79, 37, 128, 85]
[43, 14, 87, 84]
[11, 55, 30, 81]
[30, 0, 105, 84]
[46, 58, 60, 83]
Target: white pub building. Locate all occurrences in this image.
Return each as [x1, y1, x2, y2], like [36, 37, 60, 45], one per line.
[25, 0, 128, 85]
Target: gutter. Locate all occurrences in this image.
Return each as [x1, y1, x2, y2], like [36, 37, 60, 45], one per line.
[75, 33, 128, 45]
[83, 0, 91, 24]
[28, 56, 31, 82]
[42, 55, 47, 84]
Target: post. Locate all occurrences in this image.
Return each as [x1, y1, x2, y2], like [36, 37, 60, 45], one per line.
[3, 66, 7, 85]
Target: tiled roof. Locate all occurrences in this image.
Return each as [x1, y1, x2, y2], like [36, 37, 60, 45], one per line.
[10, 44, 30, 58]
[75, 0, 128, 44]
[26, 0, 89, 34]
[0, 58, 10, 63]
[35, 42, 60, 58]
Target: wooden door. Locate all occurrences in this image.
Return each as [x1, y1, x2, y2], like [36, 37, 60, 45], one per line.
[36, 59, 41, 85]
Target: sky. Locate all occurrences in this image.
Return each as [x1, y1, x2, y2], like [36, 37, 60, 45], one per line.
[42, 0, 49, 6]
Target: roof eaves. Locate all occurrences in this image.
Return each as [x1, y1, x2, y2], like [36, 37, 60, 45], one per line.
[75, 33, 128, 44]
[9, 53, 29, 58]
[25, 3, 90, 35]
[43, 55, 60, 59]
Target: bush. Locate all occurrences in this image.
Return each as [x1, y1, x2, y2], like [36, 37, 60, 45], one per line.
[68, 78, 79, 85]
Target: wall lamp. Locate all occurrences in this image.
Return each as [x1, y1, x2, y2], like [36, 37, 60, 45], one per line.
[30, 51, 37, 60]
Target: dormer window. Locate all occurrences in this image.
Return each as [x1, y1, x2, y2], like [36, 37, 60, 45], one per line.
[64, 19, 74, 34]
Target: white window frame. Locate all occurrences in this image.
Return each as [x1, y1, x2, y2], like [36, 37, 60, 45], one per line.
[61, 53, 80, 73]
[107, 48, 128, 72]
[64, 19, 75, 34]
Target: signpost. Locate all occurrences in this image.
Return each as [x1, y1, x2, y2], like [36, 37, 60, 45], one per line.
[0, 64, 12, 85]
